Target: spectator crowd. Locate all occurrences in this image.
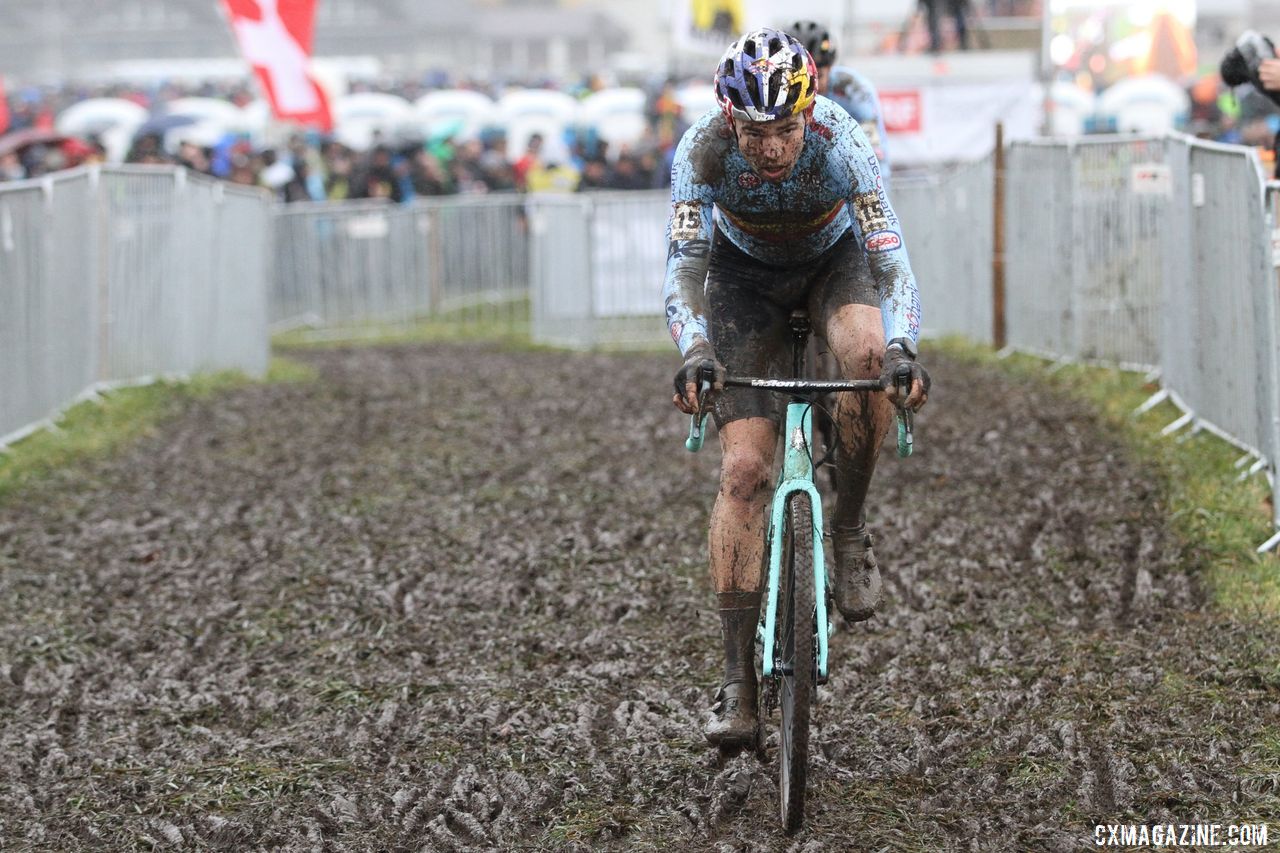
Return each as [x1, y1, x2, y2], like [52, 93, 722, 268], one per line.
[0, 76, 688, 201]
[6, 63, 1280, 197]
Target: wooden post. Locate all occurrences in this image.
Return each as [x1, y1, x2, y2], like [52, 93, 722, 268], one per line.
[992, 122, 1006, 350]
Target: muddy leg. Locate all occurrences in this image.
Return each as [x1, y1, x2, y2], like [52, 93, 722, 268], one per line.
[704, 417, 775, 746]
[824, 304, 894, 621]
[824, 305, 894, 531]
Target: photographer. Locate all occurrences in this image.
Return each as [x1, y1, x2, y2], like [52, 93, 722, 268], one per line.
[1221, 31, 1280, 175]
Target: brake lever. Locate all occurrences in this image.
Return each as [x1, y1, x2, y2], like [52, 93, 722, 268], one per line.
[685, 364, 716, 452]
[894, 365, 914, 458]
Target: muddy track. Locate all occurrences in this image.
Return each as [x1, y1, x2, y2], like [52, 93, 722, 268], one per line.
[1, 345, 1278, 852]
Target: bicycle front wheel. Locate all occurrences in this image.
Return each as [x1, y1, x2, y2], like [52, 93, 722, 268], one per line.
[778, 491, 815, 833]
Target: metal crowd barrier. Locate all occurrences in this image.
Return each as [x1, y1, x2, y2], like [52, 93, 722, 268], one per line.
[894, 158, 994, 344]
[0, 166, 269, 447]
[529, 190, 669, 349]
[1004, 136, 1174, 369]
[271, 194, 529, 334]
[1000, 134, 1280, 549]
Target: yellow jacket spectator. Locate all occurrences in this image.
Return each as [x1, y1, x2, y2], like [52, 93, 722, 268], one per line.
[525, 162, 581, 193]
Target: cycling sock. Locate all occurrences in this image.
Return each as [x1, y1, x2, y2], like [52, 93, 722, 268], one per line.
[717, 590, 761, 687]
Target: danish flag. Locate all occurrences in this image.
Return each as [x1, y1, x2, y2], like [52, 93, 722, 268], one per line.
[220, 0, 333, 130]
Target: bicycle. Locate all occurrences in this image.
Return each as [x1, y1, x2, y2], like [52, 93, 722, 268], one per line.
[683, 309, 915, 834]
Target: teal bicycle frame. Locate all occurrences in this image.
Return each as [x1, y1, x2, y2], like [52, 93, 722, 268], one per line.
[686, 373, 907, 683]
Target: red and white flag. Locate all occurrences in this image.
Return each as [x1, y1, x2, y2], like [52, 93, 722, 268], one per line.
[220, 0, 333, 131]
[0, 76, 10, 136]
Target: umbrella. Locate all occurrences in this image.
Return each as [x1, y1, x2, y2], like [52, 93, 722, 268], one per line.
[0, 128, 67, 158]
[132, 114, 198, 139]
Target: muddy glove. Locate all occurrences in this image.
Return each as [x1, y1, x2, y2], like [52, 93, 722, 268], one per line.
[673, 341, 726, 415]
[881, 338, 930, 410]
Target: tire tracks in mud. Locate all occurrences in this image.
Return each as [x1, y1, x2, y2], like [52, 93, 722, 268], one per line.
[0, 344, 1278, 851]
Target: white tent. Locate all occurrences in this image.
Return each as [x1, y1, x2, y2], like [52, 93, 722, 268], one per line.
[1096, 75, 1190, 134]
[674, 83, 718, 124]
[1042, 81, 1097, 137]
[164, 97, 247, 130]
[56, 98, 149, 162]
[578, 88, 649, 155]
[414, 90, 496, 142]
[332, 93, 416, 151]
[497, 89, 577, 164]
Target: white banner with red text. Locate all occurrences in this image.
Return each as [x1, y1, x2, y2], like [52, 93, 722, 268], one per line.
[880, 81, 1039, 166]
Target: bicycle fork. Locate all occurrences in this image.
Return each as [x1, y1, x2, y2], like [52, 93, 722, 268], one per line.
[758, 401, 831, 686]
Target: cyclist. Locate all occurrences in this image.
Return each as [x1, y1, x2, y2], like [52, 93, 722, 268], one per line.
[788, 20, 892, 188]
[665, 27, 929, 747]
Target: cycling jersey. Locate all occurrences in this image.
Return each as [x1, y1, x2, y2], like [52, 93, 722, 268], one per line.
[827, 65, 892, 183]
[662, 95, 920, 359]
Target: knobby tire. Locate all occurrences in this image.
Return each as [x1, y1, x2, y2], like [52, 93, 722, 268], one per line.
[779, 492, 815, 833]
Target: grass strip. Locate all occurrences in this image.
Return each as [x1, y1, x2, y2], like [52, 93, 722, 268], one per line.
[0, 357, 315, 503]
[931, 337, 1280, 617]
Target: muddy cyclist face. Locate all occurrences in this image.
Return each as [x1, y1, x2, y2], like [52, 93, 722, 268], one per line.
[734, 115, 806, 183]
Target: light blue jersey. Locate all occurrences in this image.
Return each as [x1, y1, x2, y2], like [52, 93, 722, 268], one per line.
[827, 65, 891, 186]
[661, 96, 920, 358]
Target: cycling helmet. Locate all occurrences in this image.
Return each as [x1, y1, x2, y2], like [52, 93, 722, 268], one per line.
[789, 20, 837, 68]
[714, 28, 818, 123]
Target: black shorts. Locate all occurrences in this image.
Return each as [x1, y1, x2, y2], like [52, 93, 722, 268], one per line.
[707, 226, 879, 428]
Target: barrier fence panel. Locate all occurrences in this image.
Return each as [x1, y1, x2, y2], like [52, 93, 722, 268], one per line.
[271, 195, 529, 334]
[1162, 142, 1276, 465]
[586, 190, 669, 347]
[1005, 141, 1077, 360]
[1267, 184, 1280, 531]
[1070, 138, 1172, 368]
[418, 195, 529, 328]
[99, 169, 183, 380]
[209, 181, 272, 377]
[272, 201, 417, 328]
[1, 175, 88, 435]
[529, 195, 595, 348]
[1, 165, 270, 448]
[894, 157, 993, 344]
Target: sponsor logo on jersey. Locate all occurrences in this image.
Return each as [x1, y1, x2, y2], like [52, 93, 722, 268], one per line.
[671, 321, 683, 342]
[806, 117, 833, 141]
[865, 229, 901, 253]
[737, 172, 762, 189]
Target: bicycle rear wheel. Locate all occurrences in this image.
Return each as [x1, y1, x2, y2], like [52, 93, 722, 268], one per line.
[778, 492, 815, 833]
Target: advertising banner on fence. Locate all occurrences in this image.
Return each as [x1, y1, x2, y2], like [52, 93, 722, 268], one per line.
[220, 0, 333, 131]
[883, 82, 1039, 165]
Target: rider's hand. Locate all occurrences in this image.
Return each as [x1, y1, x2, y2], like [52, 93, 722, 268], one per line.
[672, 341, 726, 415]
[881, 338, 930, 410]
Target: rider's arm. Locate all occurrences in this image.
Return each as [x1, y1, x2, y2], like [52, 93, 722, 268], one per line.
[662, 129, 716, 357]
[838, 121, 920, 352]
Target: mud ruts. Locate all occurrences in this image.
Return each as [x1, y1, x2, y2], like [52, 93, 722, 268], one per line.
[0, 345, 1277, 850]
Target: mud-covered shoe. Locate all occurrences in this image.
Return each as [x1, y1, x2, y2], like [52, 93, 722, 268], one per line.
[832, 527, 882, 623]
[704, 678, 758, 747]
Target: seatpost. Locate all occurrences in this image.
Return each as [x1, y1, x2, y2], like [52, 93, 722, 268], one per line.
[789, 310, 811, 379]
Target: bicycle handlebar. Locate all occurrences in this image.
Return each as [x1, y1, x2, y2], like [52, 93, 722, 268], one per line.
[723, 377, 884, 392]
[685, 371, 918, 458]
